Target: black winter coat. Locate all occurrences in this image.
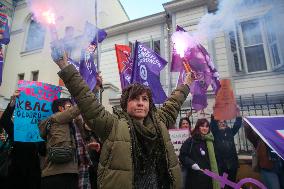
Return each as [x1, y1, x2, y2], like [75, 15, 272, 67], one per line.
[0, 103, 45, 189]
[210, 116, 242, 172]
[179, 135, 213, 189]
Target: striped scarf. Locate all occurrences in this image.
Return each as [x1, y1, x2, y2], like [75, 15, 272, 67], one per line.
[73, 121, 92, 189]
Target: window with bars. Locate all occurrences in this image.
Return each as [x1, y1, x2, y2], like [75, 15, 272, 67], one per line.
[25, 20, 46, 51]
[229, 16, 283, 74]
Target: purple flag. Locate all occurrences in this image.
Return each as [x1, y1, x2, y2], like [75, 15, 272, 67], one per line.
[176, 25, 186, 32]
[84, 22, 107, 46]
[171, 25, 220, 110]
[0, 20, 10, 45]
[244, 116, 284, 160]
[68, 58, 80, 71]
[0, 48, 3, 85]
[171, 25, 186, 72]
[132, 41, 167, 104]
[0, 18, 9, 85]
[79, 44, 97, 91]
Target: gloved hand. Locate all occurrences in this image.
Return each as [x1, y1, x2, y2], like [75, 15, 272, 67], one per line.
[51, 43, 65, 63]
[191, 163, 201, 171]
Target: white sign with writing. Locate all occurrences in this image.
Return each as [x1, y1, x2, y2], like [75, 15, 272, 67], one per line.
[169, 128, 190, 155]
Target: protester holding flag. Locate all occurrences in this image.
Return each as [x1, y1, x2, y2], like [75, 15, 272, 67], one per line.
[52, 50, 194, 188]
[0, 90, 45, 189]
[210, 114, 242, 187]
[245, 123, 284, 189]
[179, 118, 220, 189]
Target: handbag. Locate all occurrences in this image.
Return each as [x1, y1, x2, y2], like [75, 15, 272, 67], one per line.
[0, 137, 12, 176]
[47, 146, 75, 164]
[46, 121, 75, 164]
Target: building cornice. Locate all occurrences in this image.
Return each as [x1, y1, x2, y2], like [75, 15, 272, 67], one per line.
[105, 12, 167, 37]
[118, 0, 130, 21]
[103, 82, 120, 92]
[163, 0, 208, 14]
[163, 0, 218, 13]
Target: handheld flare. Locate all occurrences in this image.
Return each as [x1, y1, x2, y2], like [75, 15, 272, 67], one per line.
[182, 58, 191, 73]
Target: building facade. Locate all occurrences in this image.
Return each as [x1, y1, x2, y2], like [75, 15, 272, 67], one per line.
[1, 0, 284, 120]
[0, 0, 128, 109]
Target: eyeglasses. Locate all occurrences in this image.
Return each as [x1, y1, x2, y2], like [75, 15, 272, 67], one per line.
[64, 104, 72, 109]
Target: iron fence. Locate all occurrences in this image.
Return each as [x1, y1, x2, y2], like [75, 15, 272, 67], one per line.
[177, 93, 284, 155]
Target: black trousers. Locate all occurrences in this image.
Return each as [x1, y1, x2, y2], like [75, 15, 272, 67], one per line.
[41, 173, 78, 189]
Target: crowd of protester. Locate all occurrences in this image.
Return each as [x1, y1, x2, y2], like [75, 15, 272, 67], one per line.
[0, 53, 284, 189]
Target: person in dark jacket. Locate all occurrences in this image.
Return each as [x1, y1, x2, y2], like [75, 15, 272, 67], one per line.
[0, 90, 45, 189]
[210, 114, 242, 187]
[245, 123, 284, 189]
[179, 118, 220, 189]
[178, 116, 192, 189]
[84, 126, 101, 189]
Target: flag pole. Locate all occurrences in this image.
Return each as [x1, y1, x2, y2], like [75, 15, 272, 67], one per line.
[95, 0, 99, 71]
[95, 0, 102, 102]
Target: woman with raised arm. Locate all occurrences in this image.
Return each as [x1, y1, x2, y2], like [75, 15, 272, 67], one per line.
[52, 53, 193, 189]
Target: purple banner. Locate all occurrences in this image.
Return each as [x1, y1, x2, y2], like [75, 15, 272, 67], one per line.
[0, 16, 10, 45]
[132, 41, 167, 104]
[84, 21, 107, 46]
[0, 48, 3, 85]
[79, 45, 97, 91]
[244, 116, 284, 160]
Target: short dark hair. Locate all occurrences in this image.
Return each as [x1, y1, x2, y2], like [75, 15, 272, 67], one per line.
[191, 118, 210, 136]
[120, 83, 154, 111]
[51, 98, 72, 113]
[178, 117, 191, 129]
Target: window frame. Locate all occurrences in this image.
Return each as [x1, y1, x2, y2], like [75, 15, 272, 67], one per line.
[17, 73, 25, 81]
[230, 8, 283, 75]
[23, 17, 46, 53]
[237, 18, 271, 74]
[31, 70, 39, 81]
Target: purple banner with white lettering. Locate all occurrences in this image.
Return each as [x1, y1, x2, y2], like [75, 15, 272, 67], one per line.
[79, 45, 97, 91]
[244, 116, 284, 160]
[132, 41, 167, 104]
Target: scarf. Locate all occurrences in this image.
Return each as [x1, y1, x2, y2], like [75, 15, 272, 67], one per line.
[116, 109, 170, 189]
[204, 132, 220, 189]
[73, 121, 92, 189]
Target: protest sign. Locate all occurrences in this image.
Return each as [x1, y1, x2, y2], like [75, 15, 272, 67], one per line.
[14, 80, 61, 142]
[213, 79, 239, 120]
[169, 128, 190, 155]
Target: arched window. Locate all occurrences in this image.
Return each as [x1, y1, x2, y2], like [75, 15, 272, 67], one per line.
[25, 19, 46, 51]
